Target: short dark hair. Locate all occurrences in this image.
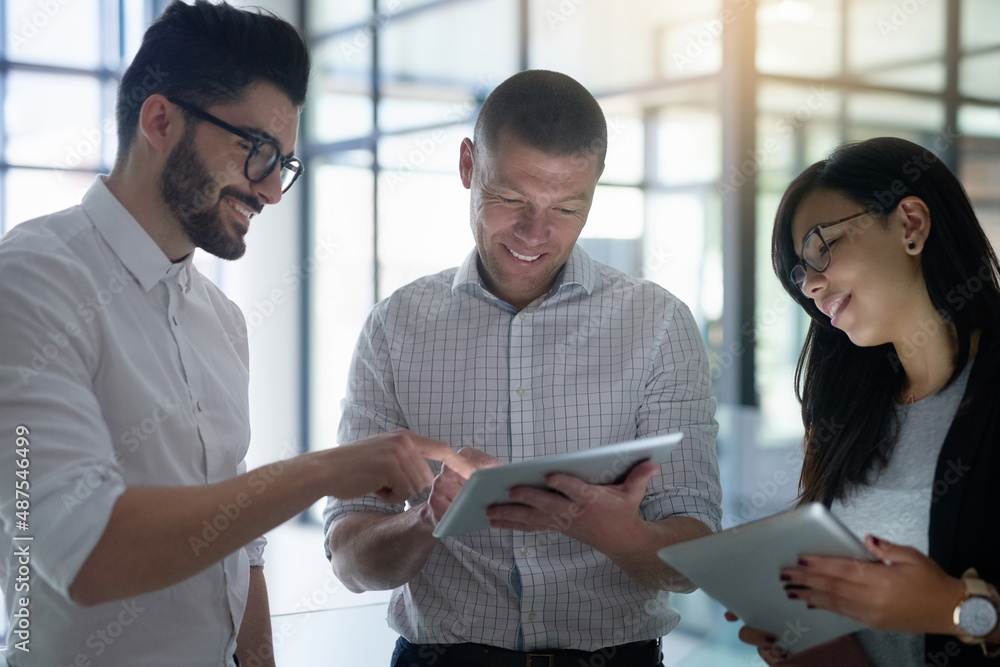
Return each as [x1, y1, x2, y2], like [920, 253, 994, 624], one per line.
[115, 0, 310, 163]
[473, 70, 607, 171]
[772, 136, 1000, 504]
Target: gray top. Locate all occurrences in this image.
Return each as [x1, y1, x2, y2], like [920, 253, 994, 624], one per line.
[830, 363, 971, 667]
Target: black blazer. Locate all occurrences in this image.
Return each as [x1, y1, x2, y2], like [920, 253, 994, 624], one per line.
[926, 330, 1000, 665]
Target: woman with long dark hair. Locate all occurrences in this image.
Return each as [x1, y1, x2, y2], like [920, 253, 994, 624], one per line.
[732, 136, 1000, 665]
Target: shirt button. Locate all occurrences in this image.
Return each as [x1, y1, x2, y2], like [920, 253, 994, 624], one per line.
[527, 612, 536, 621]
[521, 547, 530, 556]
[519, 312, 526, 321]
[516, 387, 525, 397]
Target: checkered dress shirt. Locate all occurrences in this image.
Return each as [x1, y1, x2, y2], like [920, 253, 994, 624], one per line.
[324, 245, 721, 651]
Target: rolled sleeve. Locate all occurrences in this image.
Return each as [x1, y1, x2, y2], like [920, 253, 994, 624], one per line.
[244, 536, 267, 568]
[638, 297, 722, 532]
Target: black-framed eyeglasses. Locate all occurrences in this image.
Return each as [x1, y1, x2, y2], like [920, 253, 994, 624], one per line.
[168, 97, 303, 194]
[790, 210, 869, 291]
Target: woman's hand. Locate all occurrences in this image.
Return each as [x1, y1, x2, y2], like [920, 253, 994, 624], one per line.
[781, 534, 966, 635]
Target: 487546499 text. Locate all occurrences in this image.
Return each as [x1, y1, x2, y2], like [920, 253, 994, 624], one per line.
[12, 424, 33, 653]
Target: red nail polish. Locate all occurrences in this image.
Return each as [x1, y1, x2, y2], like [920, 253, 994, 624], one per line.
[780, 574, 791, 582]
[870, 536, 882, 548]
[788, 592, 799, 600]
[798, 558, 809, 567]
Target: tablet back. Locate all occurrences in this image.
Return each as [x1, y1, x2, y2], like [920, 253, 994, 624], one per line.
[432, 432, 683, 538]
[658, 502, 873, 655]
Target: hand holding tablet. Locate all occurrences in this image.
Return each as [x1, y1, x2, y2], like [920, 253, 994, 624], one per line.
[657, 503, 876, 655]
[431, 432, 683, 539]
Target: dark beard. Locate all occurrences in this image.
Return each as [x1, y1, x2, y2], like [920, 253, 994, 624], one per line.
[159, 129, 260, 261]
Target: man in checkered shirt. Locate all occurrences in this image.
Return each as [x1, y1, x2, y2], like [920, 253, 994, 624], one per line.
[325, 69, 722, 667]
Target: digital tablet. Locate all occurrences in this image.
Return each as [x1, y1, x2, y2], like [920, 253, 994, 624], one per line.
[657, 502, 875, 655]
[432, 432, 683, 539]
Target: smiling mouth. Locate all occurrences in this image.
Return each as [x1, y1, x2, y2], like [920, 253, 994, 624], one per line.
[227, 198, 257, 221]
[507, 247, 542, 262]
[826, 295, 851, 324]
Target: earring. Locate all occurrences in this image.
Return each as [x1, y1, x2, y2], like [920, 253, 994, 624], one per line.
[908, 241, 916, 250]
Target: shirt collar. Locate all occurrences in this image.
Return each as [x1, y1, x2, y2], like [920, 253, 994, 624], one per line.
[451, 244, 596, 308]
[452, 249, 485, 293]
[556, 244, 596, 296]
[83, 176, 193, 292]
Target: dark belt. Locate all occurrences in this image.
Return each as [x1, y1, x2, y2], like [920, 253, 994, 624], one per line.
[421, 639, 661, 667]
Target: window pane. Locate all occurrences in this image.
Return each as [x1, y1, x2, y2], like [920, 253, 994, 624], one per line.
[377, 123, 471, 175]
[959, 104, 1000, 138]
[102, 79, 120, 167]
[4, 169, 94, 230]
[600, 109, 645, 186]
[309, 0, 375, 35]
[531, 0, 697, 89]
[309, 162, 376, 455]
[378, 93, 478, 135]
[310, 92, 374, 144]
[6, 0, 102, 68]
[582, 185, 643, 241]
[657, 1, 726, 81]
[960, 137, 1000, 201]
[848, 0, 945, 73]
[381, 0, 517, 89]
[846, 92, 944, 136]
[655, 106, 721, 186]
[958, 135, 1000, 268]
[755, 83, 844, 181]
[5, 72, 106, 170]
[757, 0, 841, 78]
[376, 170, 470, 298]
[122, 1, 149, 65]
[754, 190, 805, 447]
[656, 195, 711, 319]
[309, 37, 374, 144]
[754, 111, 841, 449]
[960, 51, 1000, 102]
[859, 61, 945, 93]
[378, 0, 439, 10]
[962, 0, 1000, 50]
[313, 25, 374, 74]
[643, 190, 721, 330]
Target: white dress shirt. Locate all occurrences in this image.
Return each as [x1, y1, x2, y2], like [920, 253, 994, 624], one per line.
[325, 246, 721, 651]
[0, 177, 262, 666]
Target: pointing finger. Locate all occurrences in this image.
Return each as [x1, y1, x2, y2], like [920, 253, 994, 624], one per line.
[417, 441, 478, 479]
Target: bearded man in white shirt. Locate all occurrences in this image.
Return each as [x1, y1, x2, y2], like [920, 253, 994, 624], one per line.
[0, 2, 468, 666]
[325, 69, 723, 667]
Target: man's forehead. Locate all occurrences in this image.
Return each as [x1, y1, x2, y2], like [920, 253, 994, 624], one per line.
[213, 84, 299, 143]
[487, 159, 595, 194]
[490, 143, 598, 177]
